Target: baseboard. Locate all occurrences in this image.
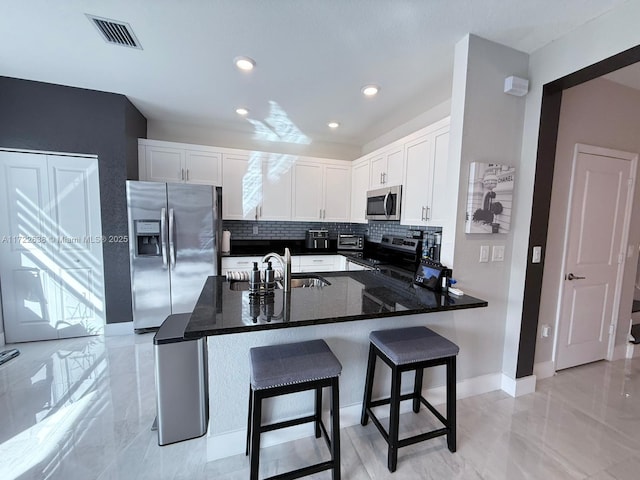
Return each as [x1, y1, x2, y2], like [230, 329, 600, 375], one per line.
[104, 322, 134, 336]
[612, 344, 628, 362]
[501, 374, 536, 397]
[626, 343, 640, 359]
[206, 371, 503, 461]
[533, 360, 555, 380]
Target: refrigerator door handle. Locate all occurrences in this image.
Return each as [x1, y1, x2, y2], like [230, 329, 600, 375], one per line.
[169, 208, 176, 268]
[161, 207, 168, 267]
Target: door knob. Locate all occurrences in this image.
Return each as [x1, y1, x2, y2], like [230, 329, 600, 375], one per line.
[566, 273, 586, 280]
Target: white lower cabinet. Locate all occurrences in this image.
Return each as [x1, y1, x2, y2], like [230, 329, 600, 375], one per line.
[221, 256, 263, 278]
[223, 255, 347, 277]
[298, 255, 342, 273]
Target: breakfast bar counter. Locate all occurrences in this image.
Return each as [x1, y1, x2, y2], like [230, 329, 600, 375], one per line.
[184, 271, 487, 338]
[182, 271, 487, 461]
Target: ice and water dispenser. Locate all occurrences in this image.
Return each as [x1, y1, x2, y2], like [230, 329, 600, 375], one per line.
[134, 220, 162, 256]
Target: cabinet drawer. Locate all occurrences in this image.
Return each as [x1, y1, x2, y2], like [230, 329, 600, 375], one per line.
[221, 256, 262, 270]
[298, 255, 336, 267]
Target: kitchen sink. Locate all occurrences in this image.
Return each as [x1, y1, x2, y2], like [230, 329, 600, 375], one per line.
[287, 275, 331, 288]
[228, 275, 330, 291]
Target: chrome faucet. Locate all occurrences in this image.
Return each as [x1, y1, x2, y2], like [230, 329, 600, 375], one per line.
[262, 248, 291, 292]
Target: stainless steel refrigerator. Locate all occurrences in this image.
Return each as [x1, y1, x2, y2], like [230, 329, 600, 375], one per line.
[126, 181, 222, 331]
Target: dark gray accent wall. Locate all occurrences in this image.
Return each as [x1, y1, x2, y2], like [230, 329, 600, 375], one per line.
[0, 76, 147, 324]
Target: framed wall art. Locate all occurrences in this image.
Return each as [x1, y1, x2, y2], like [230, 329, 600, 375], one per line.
[465, 162, 515, 234]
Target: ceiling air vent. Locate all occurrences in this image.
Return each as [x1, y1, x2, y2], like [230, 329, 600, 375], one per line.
[87, 14, 142, 49]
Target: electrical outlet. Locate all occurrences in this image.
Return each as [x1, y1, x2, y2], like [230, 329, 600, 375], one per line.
[253, 225, 259, 235]
[479, 245, 489, 263]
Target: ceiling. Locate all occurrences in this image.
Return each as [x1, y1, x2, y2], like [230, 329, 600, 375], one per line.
[0, 0, 632, 153]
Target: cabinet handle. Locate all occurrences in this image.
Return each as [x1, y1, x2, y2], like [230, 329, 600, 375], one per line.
[181, 168, 185, 181]
[380, 172, 383, 184]
[186, 169, 189, 181]
[259, 206, 262, 217]
[255, 207, 258, 220]
[382, 172, 386, 184]
[237, 261, 249, 265]
[323, 209, 326, 219]
[425, 206, 430, 221]
[319, 209, 322, 219]
[421, 206, 426, 221]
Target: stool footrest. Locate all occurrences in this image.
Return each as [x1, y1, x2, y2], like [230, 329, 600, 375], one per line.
[260, 414, 316, 433]
[398, 428, 448, 448]
[369, 392, 416, 408]
[266, 460, 335, 480]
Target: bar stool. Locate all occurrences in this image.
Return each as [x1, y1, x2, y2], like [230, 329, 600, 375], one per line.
[360, 326, 459, 472]
[246, 339, 342, 480]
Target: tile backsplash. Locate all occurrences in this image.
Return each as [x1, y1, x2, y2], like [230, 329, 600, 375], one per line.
[223, 220, 441, 243]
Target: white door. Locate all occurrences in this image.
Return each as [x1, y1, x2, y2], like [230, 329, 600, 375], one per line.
[556, 144, 636, 370]
[0, 151, 105, 343]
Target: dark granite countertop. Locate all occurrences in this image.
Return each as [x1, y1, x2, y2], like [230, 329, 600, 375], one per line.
[184, 271, 487, 338]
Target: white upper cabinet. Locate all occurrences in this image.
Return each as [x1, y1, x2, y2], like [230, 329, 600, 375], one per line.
[184, 150, 222, 185]
[293, 159, 351, 222]
[292, 161, 323, 221]
[350, 158, 370, 223]
[323, 164, 351, 222]
[401, 119, 450, 226]
[139, 139, 222, 185]
[222, 152, 293, 221]
[369, 145, 403, 189]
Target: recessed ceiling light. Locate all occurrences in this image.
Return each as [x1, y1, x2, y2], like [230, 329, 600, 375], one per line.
[361, 85, 380, 97]
[234, 56, 255, 71]
[327, 122, 340, 129]
[235, 107, 249, 116]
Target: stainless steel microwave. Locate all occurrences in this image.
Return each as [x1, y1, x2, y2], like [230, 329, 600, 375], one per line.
[366, 185, 402, 220]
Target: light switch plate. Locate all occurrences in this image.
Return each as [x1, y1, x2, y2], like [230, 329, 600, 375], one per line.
[479, 245, 489, 263]
[492, 245, 505, 262]
[532, 246, 542, 263]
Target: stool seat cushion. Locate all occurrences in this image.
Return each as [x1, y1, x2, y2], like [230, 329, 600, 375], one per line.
[250, 339, 342, 390]
[369, 327, 459, 365]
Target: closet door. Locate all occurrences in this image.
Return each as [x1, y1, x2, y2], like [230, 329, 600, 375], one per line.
[0, 151, 105, 342]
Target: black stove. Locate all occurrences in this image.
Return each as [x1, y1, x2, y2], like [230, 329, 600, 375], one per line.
[345, 235, 422, 278]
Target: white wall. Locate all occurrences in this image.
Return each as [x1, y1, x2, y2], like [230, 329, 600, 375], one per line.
[361, 99, 452, 155]
[535, 78, 640, 366]
[147, 119, 362, 161]
[449, 35, 530, 381]
[516, 0, 640, 377]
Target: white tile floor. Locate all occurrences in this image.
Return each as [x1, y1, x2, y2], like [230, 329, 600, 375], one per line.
[1, 333, 639, 479]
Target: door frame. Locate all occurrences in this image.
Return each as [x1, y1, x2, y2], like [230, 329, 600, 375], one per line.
[553, 143, 638, 367]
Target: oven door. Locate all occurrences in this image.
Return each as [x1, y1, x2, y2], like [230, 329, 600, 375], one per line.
[366, 186, 401, 220]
